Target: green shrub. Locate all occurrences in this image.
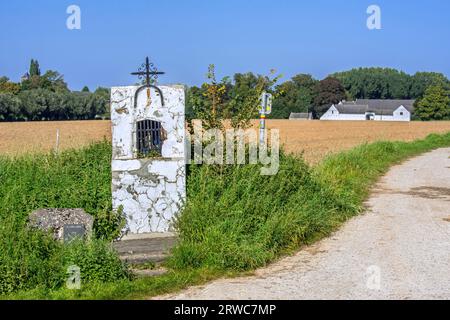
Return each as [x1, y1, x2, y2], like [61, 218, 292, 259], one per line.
[0, 218, 64, 294]
[168, 152, 355, 271]
[62, 240, 131, 284]
[2, 132, 450, 298]
[0, 140, 115, 239]
[0, 141, 129, 295]
[0, 217, 130, 295]
[168, 132, 450, 272]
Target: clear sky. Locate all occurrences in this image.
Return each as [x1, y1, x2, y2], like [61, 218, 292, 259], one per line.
[1, 0, 449, 91]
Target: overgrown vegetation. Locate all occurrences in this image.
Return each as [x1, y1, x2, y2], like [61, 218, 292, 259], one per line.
[169, 153, 352, 271]
[186, 67, 450, 120]
[1, 63, 449, 298]
[187, 64, 281, 129]
[0, 142, 129, 295]
[2, 132, 450, 299]
[0, 218, 130, 295]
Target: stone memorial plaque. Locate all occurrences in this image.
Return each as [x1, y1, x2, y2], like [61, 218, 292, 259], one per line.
[63, 224, 86, 243]
[28, 208, 93, 241]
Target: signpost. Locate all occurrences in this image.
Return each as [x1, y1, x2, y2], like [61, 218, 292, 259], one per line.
[259, 92, 272, 145]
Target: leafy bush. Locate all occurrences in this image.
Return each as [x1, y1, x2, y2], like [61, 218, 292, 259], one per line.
[168, 132, 450, 272]
[2, 133, 450, 298]
[0, 218, 64, 294]
[62, 240, 131, 284]
[168, 151, 354, 271]
[0, 141, 129, 295]
[0, 140, 116, 239]
[0, 218, 130, 295]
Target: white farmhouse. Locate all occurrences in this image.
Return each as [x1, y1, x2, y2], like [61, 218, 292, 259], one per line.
[320, 99, 415, 122]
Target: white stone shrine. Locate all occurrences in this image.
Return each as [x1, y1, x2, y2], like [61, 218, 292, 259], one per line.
[111, 82, 186, 234]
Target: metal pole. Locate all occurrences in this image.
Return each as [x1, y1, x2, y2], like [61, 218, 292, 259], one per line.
[259, 92, 272, 145]
[259, 112, 266, 145]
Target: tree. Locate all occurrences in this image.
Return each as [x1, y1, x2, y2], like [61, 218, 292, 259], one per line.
[187, 67, 280, 129]
[0, 93, 22, 120]
[332, 68, 450, 100]
[228, 71, 279, 128]
[414, 85, 450, 120]
[186, 85, 205, 121]
[18, 89, 48, 120]
[0, 60, 109, 121]
[82, 86, 90, 92]
[194, 64, 230, 130]
[409, 72, 449, 99]
[93, 87, 111, 118]
[0, 77, 20, 95]
[21, 70, 68, 92]
[312, 77, 346, 118]
[29, 59, 41, 77]
[40, 70, 69, 92]
[332, 67, 412, 99]
[271, 74, 317, 119]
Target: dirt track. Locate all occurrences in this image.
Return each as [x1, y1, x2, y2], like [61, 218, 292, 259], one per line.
[160, 148, 450, 300]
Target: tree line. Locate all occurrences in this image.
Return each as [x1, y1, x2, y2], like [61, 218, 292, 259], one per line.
[1, 61, 449, 121]
[187, 67, 450, 120]
[0, 59, 110, 121]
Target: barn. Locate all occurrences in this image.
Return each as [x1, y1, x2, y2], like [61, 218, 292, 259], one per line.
[320, 99, 415, 122]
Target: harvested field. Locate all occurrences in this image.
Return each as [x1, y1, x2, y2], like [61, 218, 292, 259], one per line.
[264, 120, 450, 163]
[0, 121, 111, 157]
[1, 120, 450, 163]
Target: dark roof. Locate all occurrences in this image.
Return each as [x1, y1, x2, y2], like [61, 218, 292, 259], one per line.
[356, 99, 415, 113]
[334, 104, 369, 114]
[337, 99, 415, 114]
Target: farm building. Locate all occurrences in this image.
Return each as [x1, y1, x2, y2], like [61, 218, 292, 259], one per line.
[289, 112, 313, 120]
[320, 99, 415, 122]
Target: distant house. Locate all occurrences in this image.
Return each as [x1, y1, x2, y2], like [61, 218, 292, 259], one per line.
[320, 99, 415, 122]
[21, 72, 30, 82]
[289, 112, 313, 120]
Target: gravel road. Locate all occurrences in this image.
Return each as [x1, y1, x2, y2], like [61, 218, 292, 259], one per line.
[160, 148, 450, 300]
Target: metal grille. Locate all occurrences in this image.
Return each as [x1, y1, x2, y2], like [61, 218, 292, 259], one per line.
[136, 120, 162, 156]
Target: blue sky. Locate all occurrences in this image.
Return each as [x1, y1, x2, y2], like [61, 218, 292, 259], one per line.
[1, 0, 449, 90]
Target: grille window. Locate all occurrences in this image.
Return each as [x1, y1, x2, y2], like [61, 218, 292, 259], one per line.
[136, 120, 162, 156]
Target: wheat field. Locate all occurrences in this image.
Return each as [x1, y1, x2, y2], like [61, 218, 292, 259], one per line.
[1, 120, 450, 163]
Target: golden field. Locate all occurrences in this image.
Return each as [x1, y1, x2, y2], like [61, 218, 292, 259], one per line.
[1, 120, 450, 163]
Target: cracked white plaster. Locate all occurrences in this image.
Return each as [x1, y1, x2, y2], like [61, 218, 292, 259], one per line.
[111, 85, 186, 234]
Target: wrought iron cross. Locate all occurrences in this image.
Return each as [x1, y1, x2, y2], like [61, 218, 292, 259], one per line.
[131, 57, 165, 86]
[131, 57, 165, 107]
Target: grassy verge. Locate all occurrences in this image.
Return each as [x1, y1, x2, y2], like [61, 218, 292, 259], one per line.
[2, 132, 450, 299]
[0, 142, 129, 295]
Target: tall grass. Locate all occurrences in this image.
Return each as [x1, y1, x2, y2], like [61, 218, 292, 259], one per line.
[169, 133, 450, 273]
[0, 217, 130, 295]
[0, 142, 129, 295]
[316, 133, 450, 204]
[0, 140, 121, 239]
[1, 132, 450, 299]
[168, 153, 354, 271]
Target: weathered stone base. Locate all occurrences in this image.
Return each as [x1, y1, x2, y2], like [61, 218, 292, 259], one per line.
[112, 159, 186, 234]
[113, 232, 177, 266]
